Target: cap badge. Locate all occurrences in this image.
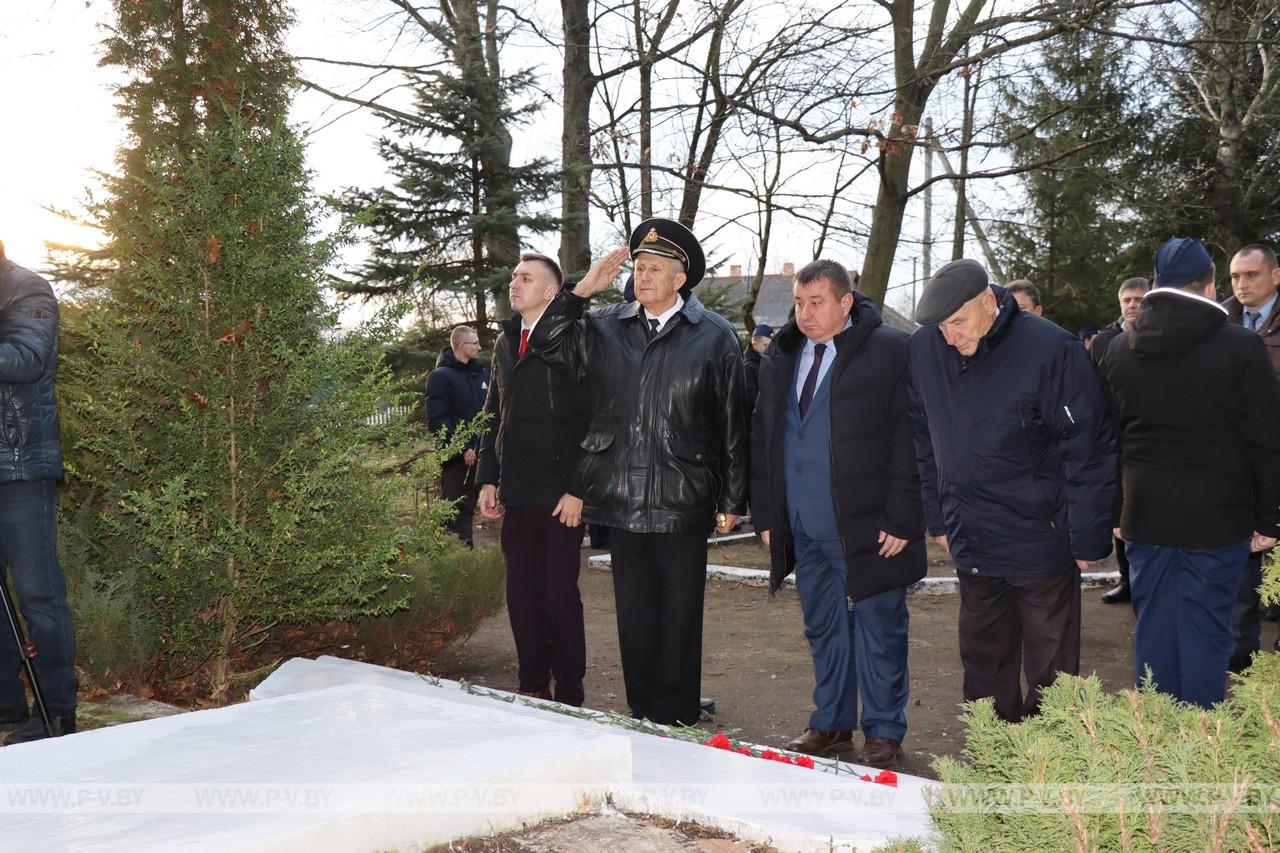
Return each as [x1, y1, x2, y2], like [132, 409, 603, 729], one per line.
[643, 228, 660, 244]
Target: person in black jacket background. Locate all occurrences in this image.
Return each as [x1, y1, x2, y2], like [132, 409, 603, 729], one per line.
[909, 260, 1116, 724]
[476, 253, 592, 706]
[0, 241, 77, 744]
[1101, 237, 1280, 707]
[1090, 276, 1151, 605]
[425, 326, 489, 547]
[530, 219, 748, 727]
[751, 261, 924, 767]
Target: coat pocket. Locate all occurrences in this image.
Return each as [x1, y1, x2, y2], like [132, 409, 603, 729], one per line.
[580, 431, 615, 453]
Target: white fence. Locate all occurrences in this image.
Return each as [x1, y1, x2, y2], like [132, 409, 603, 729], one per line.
[364, 404, 414, 427]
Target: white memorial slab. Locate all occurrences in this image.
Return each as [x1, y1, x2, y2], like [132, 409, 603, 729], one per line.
[0, 682, 630, 852]
[254, 656, 942, 852]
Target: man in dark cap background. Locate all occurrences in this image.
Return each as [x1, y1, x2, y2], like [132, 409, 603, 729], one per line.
[743, 323, 773, 414]
[908, 259, 1116, 723]
[529, 218, 749, 727]
[1101, 237, 1280, 707]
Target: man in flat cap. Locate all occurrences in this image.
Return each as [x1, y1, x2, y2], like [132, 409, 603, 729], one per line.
[908, 259, 1116, 723]
[528, 218, 749, 726]
[1100, 237, 1280, 707]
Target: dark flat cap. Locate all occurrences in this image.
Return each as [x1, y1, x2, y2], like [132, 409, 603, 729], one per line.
[1154, 237, 1212, 288]
[914, 259, 990, 326]
[752, 324, 774, 338]
[629, 218, 706, 289]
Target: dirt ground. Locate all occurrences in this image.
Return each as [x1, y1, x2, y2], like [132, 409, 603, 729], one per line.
[430, 521, 1279, 781]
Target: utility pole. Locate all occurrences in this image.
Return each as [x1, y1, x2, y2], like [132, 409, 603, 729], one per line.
[931, 143, 1007, 284]
[922, 117, 933, 284]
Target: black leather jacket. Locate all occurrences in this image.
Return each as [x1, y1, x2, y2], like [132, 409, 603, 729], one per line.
[529, 289, 749, 533]
[0, 258, 62, 482]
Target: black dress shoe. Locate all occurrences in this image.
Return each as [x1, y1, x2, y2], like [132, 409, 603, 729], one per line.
[4, 712, 75, 745]
[699, 697, 716, 715]
[1102, 582, 1131, 604]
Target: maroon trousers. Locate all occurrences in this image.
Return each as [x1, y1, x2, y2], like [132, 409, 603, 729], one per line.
[957, 567, 1081, 723]
[501, 505, 586, 706]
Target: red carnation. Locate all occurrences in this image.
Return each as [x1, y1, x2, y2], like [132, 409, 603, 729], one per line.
[795, 756, 815, 769]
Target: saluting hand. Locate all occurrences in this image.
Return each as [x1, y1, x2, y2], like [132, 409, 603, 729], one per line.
[572, 247, 629, 298]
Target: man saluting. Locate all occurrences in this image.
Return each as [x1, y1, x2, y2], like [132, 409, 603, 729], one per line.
[530, 219, 749, 726]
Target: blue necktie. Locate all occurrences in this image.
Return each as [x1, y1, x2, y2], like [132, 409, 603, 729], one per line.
[1246, 311, 1261, 332]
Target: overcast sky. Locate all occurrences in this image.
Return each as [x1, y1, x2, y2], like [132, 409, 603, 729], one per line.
[2, 0, 994, 322]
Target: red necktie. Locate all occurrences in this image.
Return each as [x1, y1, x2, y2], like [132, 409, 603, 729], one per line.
[519, 328, 530, 359]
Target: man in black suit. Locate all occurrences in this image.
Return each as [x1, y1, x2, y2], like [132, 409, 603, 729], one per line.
[477, 253, 593, 705]
[1101, 237, 1280, 707]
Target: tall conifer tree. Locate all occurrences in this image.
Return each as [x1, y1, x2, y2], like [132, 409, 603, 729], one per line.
[61, 0, 419, 699]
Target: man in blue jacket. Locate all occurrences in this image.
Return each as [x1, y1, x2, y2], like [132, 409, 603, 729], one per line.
[0, 241, 76, 744]
[426, 326, 489, 547]
[909, 259, 1116, 723]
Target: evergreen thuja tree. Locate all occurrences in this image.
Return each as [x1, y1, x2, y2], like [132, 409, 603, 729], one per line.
[993, 15, 1148, 330]
[62, 0, 424, 699]
[335, 3, 558, 342]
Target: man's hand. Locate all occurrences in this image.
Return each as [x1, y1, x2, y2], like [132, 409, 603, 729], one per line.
[1113, 527, 1121, 540]
[932, 534, 950, 555]
[552, 493, 583, 528]
[572, 247, 629, 298]
[478, 484, 501, 519]
[878, 531, 908, 558]
[760, 529, 770, 547]
[715, 513, 738, 535]
[463, 448, 476, 466]
[1251, 531, 1277, 553]
[1075, 559, 1095, 571]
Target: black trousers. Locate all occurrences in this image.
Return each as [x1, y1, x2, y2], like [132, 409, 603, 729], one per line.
[609, 528, 708, 726]
[501, 505, 586, 705]
[957, 567, 1081, 723]
[1115, 536, 1130, 586]
[440, 458, 478, 548]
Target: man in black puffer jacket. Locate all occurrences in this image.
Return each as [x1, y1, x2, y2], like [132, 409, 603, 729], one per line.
[909, 260, 1116, 724]
[0, 241, 76, 744]
[1101, 238, 1280, 707]
[426, 326, 489, 547]
[751, 261, 924, 768]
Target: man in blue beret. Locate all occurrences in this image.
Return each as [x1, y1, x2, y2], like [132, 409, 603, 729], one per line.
[1100, 237, 1280, 706]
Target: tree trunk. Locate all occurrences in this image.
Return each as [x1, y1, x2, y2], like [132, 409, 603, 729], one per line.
[859, 95, 924, 307]
[560, 0, 594, 279]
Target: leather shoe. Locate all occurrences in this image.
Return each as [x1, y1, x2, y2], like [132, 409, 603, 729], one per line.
[518, 687, 553, 701]
[860, 736, 902, 769]
[783, 727, 852, 757]
[4, 712, 75, 746]
[699, 697, 716, 715]
[1101, 582, 1131, 604]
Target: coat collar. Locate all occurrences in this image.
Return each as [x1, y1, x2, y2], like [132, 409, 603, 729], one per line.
[619, 292, 707, 324]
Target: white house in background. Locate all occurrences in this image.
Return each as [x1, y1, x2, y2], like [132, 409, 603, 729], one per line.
[702, 262, 918, 335]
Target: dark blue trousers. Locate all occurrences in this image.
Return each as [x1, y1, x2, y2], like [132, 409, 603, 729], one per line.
[1231, 551, 1263, 662]
[0, 480, 76, 713]
[1128, 539, 1249, 708]
[793, 530, 908, 739]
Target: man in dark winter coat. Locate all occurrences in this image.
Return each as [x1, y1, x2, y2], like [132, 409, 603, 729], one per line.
[530, 219, 749, 727]
[0, 241, 77, 744]
[425, 326, 489, 547]
[909, 259, 1116, 724]
[1102, 237, 1280, 707]
[1090, 276, 1151, 605]
[477, 253, 592, 706]
[742, 324, 772, 410]
[751, 260, 924, 767]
